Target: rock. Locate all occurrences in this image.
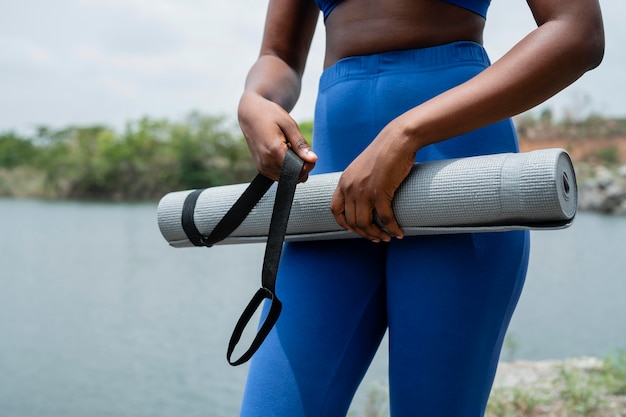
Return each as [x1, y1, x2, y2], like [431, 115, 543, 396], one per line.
[595, 166, 615, 188]
[576, 164, 626, 215]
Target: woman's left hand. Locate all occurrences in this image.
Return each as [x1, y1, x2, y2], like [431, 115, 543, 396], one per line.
[330, 121, 418, 243]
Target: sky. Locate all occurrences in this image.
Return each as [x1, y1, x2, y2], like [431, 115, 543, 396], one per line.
[1, 0, 624, 133]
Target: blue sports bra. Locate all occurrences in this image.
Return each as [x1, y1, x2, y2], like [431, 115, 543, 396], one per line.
[316, 0, 490, 21]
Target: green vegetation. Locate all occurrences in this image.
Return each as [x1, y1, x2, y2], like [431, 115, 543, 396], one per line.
[486, 352, 626, 417]
[350, 351, 626, 417]
[595, 146, 619, 165]
[0, 112, 263, 200]
[299, 120, 314, 145]
[3, 109, 626, 200]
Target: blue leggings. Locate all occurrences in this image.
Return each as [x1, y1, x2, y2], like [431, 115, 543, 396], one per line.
[239, 42, 530, 417]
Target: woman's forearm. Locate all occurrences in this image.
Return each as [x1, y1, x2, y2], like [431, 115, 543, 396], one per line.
[398, 1, 604, 153]
[236, 0, 320, 182]
[240, 54, 303, 113]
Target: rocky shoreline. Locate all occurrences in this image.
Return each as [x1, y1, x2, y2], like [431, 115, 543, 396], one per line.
[576, 164, 626, 215]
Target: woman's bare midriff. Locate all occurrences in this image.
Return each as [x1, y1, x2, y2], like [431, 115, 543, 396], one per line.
[323, 0, 486, 68]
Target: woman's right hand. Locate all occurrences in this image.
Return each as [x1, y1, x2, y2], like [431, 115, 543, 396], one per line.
[238, 92, 317, 183]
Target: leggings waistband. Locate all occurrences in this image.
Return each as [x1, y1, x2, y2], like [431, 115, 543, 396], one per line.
[319, 41, 490, 89]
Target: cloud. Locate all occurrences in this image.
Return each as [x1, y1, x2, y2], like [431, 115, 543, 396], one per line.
[0, 0, 624, 133]
[25, 43, 55, 65]
[99, 76, 138, 99]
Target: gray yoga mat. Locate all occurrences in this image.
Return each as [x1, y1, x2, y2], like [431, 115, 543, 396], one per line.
[158, 148, 577, 247]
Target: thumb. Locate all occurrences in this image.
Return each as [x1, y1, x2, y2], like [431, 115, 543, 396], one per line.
[292, 137, 318, 164]
[280, 120, 318, 164]
[292, 138, 317, 182]
[280, 121, 318, 182]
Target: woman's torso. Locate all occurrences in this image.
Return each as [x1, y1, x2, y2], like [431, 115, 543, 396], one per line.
[319, 0, 489, 68]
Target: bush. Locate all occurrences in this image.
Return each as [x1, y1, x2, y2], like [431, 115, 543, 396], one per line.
[0, 112, 259, 200]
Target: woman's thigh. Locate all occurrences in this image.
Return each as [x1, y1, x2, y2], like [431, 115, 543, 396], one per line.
[239, 239, 388, 417]
[385, 231, 530, 417]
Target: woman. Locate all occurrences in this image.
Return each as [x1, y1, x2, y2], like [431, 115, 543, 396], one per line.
[237, 0, 604, 416]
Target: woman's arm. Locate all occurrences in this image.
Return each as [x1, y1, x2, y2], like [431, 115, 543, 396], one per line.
[238, 0, 320, 182]
[401, 0, 604, 147]
[331, 0, 604, 242]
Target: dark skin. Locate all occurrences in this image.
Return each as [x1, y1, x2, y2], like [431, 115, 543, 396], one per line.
[238, 0, 604, 242]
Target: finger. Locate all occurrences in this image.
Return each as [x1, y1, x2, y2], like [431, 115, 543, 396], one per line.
[259, 147, 287, 181]
[298, 161, 316, 183]
[343, 199, 358, 234]
[354, 201, 391, 243]
[294, 141, 317, 182]
[292, 138, 318, 163]
[373, 202, 404, 239]
[279, 121, 317, 182]
[330, 189, 352, 232]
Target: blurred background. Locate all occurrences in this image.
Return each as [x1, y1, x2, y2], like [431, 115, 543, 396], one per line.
[1, 1, 625, 416]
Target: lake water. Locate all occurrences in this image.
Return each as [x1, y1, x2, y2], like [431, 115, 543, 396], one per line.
[1, 198, 625, 417]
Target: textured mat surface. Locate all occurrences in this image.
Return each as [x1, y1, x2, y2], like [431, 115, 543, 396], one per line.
[158, 148, 577, 247]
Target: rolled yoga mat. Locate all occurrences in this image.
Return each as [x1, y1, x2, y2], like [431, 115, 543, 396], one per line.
[158, 148, 577, 247]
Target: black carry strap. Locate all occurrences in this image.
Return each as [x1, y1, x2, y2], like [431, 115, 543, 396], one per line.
[180, 150, 304, 366]
[181, 174, 274, 247]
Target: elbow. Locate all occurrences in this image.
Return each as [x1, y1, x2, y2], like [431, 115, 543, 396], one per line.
[578, 10, 605, 71]
[530, 0, 605, 72]
[582, 25, 605, 70]
[549, 9, 605, 73]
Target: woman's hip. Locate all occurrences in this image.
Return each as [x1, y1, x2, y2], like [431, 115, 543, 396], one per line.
[312, 41, 519, 173]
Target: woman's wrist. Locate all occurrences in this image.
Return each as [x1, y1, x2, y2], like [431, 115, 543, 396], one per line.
[237, 91, 260, 119]
[390, 113, 427, 156]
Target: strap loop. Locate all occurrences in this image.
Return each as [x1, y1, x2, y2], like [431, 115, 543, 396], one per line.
[180, 149, 304, 366]
[181, 174, 274, 247]
[227, 150, 303, 365]
[226, 287, 282, 366]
